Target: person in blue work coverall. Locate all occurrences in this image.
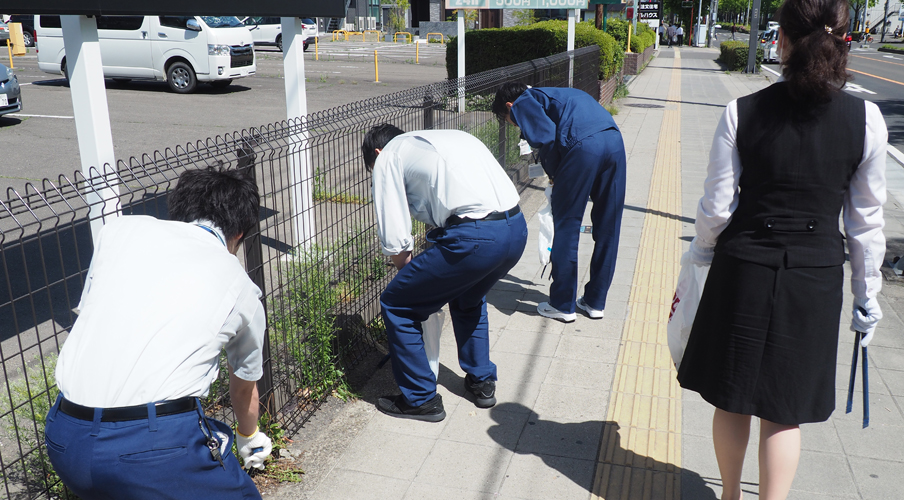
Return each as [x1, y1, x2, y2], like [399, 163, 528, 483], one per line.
[493, 83, 626, 323]
[362, 124, 527, 422]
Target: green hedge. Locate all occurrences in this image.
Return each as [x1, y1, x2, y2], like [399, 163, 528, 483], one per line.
[718, 40, 764, 71]
[879, 45, 904, 54]
[446, 20, 624, 81]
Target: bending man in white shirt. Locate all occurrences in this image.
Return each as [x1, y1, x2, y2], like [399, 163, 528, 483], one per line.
[363, 124, 528, 422]
[46, 166, 271, 499]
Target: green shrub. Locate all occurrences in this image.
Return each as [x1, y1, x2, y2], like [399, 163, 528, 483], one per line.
[446, 20, 624, 81]
[718, 40, 763, 71]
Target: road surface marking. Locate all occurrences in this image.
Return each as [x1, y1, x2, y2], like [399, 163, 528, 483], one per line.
[16, 114, 74, 119]
[848, 68, 904, 87]
[844, 82, 877, 94]
[852, 53, 904, 68]
[761, 65, 781, 77]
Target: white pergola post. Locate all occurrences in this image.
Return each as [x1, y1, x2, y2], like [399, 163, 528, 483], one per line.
[568, 9, 576, 87]
[457, 10, 465, 112]
[282, 16, 315, 249]
[61, 15, 121, 245]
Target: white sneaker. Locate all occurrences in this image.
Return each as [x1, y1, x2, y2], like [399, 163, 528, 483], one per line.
[576, 297, 604, 319]
[537, 302, 576, 323]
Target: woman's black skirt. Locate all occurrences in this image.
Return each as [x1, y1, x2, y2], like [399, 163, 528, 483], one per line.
[677, 252, 843, 425]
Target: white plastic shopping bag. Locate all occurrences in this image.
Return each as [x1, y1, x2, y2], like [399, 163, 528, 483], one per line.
[667, 251, 710, 369]
[537, 185, 554, 266]
[422, 309, 445, 380]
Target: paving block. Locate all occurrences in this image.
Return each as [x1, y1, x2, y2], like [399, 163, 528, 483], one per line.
[415, 440, 512, 493]
[531, 383, 610, 421]
[311, 469, 411, 500]
[554, 335, 622, 363]
[336, 429, 439, 481]
[498, 452, 596, 500]
[515, 417, 603, 461]
[493, 328, 561, 357]
[846, 455, 904, 500]
[544, 358, 615, 390]
[438, 403, 530, 450]
[790, 450, 859, 497]
[492, 351, 553, 386]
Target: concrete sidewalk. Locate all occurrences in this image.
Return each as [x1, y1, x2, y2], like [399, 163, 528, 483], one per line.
[272, 47, 904, 500]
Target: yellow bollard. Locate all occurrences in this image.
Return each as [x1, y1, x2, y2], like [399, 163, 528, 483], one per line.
[7, 43, 12, 69]
[315, 36, 319, 61]
[416, 41, 419, 64]
[374, 50, 379, 82]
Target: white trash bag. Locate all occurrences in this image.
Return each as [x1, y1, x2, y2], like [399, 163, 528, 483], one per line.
[667, 251, 710, 369]
[422, 309, 445, 380]
[537, 185, 554, 266]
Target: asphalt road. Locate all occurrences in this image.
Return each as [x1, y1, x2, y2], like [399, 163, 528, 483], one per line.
[0, 40, 449, 197]
[762, 46, 904, 152]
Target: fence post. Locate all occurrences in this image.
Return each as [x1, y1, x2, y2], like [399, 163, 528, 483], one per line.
[239, 154, 276, 418]
[423, 93, 434, 130]
[498, 120, 507, 170]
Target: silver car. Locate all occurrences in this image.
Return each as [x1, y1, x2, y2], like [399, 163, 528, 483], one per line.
[0, 63, 22, 117]
[760, 29, 779, 62]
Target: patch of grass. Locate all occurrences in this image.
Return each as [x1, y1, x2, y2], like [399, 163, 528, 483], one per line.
[613, 82, 629, 101]
[319, 74, 328, 83]
[0, 353, 75, 498]
[468, 119, 523, 167]
[605, 104, 619, 116]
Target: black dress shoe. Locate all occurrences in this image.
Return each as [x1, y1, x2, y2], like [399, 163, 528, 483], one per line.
[376, 394, 446, 422]
[464, 374, 497, 408]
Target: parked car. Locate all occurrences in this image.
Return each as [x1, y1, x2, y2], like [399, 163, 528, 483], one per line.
[0, 62, 22, 117]
[36, 15, 255, 93]
[0, 22, 9, 43]
[759, 28, 779, 62]
[241, 16, 317, 51]
[8, 15, 35, 47]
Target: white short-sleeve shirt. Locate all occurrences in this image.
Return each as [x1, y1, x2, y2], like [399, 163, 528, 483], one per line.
[371, 130, 521, 256]
[56, 215, 266, 408]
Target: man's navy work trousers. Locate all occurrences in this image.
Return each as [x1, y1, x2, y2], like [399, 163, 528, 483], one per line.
[549, 128, 626, 314]
[381, 211, 528, 407]
[44, 396, 261, 499]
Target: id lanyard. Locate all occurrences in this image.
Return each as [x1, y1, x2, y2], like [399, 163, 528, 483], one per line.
[195, 224, 227, 248]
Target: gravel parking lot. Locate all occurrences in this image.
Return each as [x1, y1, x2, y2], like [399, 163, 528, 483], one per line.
[0, 40, 449, 196]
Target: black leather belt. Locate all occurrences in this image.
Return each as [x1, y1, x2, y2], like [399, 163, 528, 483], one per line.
[59, 397, 197, 422]
[446, 205, 521, 227]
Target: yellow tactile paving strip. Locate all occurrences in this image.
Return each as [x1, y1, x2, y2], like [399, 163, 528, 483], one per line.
[591, 51, 685, 500]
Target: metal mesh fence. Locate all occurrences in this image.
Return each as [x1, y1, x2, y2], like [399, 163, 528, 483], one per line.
[0, 45, 600, 499]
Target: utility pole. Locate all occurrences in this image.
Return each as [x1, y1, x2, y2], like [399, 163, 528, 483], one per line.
[882, 0, 890, 42]
[745, 0, 762, 73]
[697, 0, 705, 46]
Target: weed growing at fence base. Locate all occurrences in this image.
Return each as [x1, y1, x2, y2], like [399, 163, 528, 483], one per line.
[0, 353, 75, 498]
[269, 226, 388, 403]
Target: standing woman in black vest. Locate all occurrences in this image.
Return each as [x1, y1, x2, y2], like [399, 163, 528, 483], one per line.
[677, 0, 887, 497]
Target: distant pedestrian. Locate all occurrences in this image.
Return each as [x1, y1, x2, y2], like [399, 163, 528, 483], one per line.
[677, 24, 684, 45]
[731, 24, 736, 39]
[659, 23, 666, 44]
[677, 0, 887, 498]
[363, 125, 527, 422]
[493, 84, 626, 323]
[667, 23, 677, 46]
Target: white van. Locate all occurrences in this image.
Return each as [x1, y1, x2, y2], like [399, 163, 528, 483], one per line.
[36, 15, 256, 93]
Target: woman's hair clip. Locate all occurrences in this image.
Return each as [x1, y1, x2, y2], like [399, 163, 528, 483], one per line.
[824, 25, 833, 34]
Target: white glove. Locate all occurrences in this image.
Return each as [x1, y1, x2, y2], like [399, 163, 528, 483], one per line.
[688, 236, 714, 266]
[236, 427, 272, 470]
[852, 296, 882, 346]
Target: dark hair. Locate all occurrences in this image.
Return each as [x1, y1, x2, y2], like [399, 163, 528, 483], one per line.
[361, 123, 405, 170]
[775, 0, 849, 104]
[167, 166, 260, 243]
[492, 82, 528, 121]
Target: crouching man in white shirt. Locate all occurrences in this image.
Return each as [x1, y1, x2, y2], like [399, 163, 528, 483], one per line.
[45, 166, 272, 499]
[363, 124, 528, 422]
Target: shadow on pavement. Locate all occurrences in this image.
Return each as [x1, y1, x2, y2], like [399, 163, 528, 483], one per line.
[484, 402, 720, 499]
